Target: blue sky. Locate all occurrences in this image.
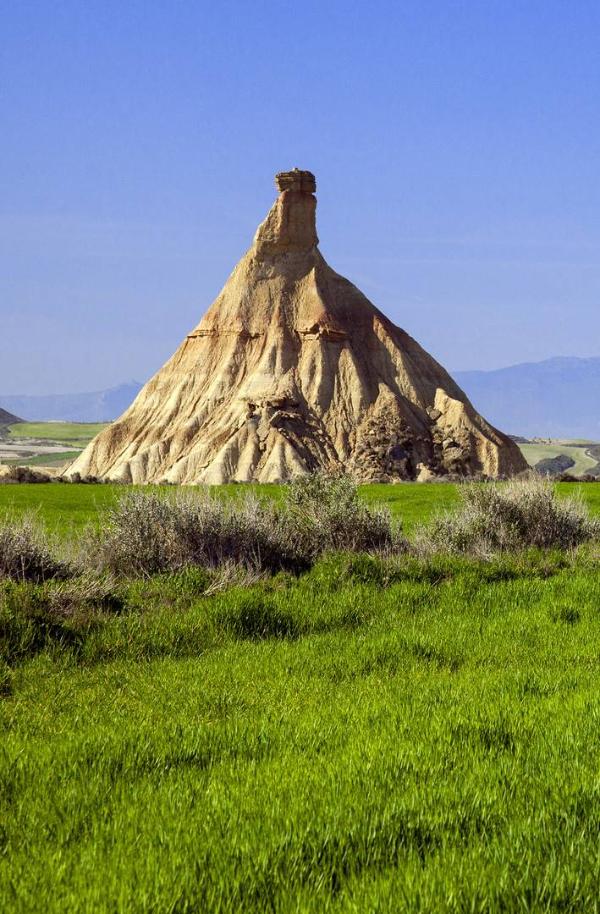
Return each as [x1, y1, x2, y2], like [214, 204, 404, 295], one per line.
[2, 0, 599, 394]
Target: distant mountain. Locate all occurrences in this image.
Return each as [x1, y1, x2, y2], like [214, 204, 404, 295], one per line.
[0, 407, 22, 425]
[455, 357, 600, 440]
[0, 382, 143, 423]
[4, 357, 600, 438]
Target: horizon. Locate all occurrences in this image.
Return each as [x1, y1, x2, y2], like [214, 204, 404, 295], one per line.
[4, 353, 600, 400]
[3, 1, 600, 395]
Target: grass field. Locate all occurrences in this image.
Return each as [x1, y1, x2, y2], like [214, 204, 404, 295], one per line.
[0, 482, 464, 535]
[3, 482, 600, 911]
[0, 423, 107, 470]
[3, 451, 81, 468]
[7, 421, 107, 445]
[1, 480, 599, 535]
[518, 442, 599, 476]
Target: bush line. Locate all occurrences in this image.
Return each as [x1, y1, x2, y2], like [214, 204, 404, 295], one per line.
[1, 474, 598, 585]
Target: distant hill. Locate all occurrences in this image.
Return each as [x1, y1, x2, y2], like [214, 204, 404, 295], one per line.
[455, 357, 600, 439]
[0, 407, 22, 425]
[0, 382, 142, 423]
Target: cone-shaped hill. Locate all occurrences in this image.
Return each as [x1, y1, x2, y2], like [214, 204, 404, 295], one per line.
[0, 407, 22, 425]
[68, 170, 527, 483]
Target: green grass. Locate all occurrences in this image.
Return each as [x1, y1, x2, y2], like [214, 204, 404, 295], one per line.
[7, 422, 107, 445]
[3, 484, 600, 910]
[4, 451, 81, 468]
[0, 483, 120, 535]
[519, 442, 598, 475]
[3, 552, 600, 911]
[1, 482, 456, 536]
[1, 480, 600, 537]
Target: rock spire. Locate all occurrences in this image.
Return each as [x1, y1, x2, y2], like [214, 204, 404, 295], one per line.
[67, 170, 527, 483]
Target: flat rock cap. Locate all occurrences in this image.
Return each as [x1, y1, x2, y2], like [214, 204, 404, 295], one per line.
[275, 168, 316, 194]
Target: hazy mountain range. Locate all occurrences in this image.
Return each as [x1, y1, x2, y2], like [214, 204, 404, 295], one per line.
[0, 382, 143, 424]
[455, 357, 600, 440]
[1, 358, 600, 439]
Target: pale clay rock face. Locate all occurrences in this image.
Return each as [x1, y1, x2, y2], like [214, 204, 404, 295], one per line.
[67, 170, 527, 484]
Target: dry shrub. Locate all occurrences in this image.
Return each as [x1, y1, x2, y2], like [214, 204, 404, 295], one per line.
[0, 514, 68, 583]
[202, 562, 268, 596]
[86, 476, 402, 577]
[39, 575, 124, 618]
[418, 475, 598, 557]
[285, 473, 403, 556]
[85, 490, 309, 576]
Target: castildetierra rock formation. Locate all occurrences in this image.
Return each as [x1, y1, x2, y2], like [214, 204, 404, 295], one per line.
[68, 169, 527, 483]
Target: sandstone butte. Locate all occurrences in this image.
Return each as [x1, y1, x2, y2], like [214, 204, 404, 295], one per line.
[68, 170, 527, 484]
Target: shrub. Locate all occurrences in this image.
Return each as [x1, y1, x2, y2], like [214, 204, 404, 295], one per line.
[284, 473, 404, 557]
[0, 514, 68, 583]
[85, 490, 310, 577]
[41, 576, 125, 618]
[418, 475, 599, 556]
[86, 476, 403, 578]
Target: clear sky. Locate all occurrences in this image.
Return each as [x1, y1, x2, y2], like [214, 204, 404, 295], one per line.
[2, 0, 599, 395]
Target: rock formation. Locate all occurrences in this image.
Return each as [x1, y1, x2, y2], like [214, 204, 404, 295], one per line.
[68, 169, 527, 483]
[0, 408, 22, 425]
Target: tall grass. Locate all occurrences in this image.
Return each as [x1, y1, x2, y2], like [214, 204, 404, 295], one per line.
[3, 553, 600, 911]
[3, 479, 600, 910]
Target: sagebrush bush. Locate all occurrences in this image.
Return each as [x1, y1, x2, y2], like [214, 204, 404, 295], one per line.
[0, 514, 68, 582]
[85, 476, 402, 577]
[40, 576, 125, 618]
[419, 475, 599, 556]
[285, 473, 404, 556]
[85, 489, 310, 576]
